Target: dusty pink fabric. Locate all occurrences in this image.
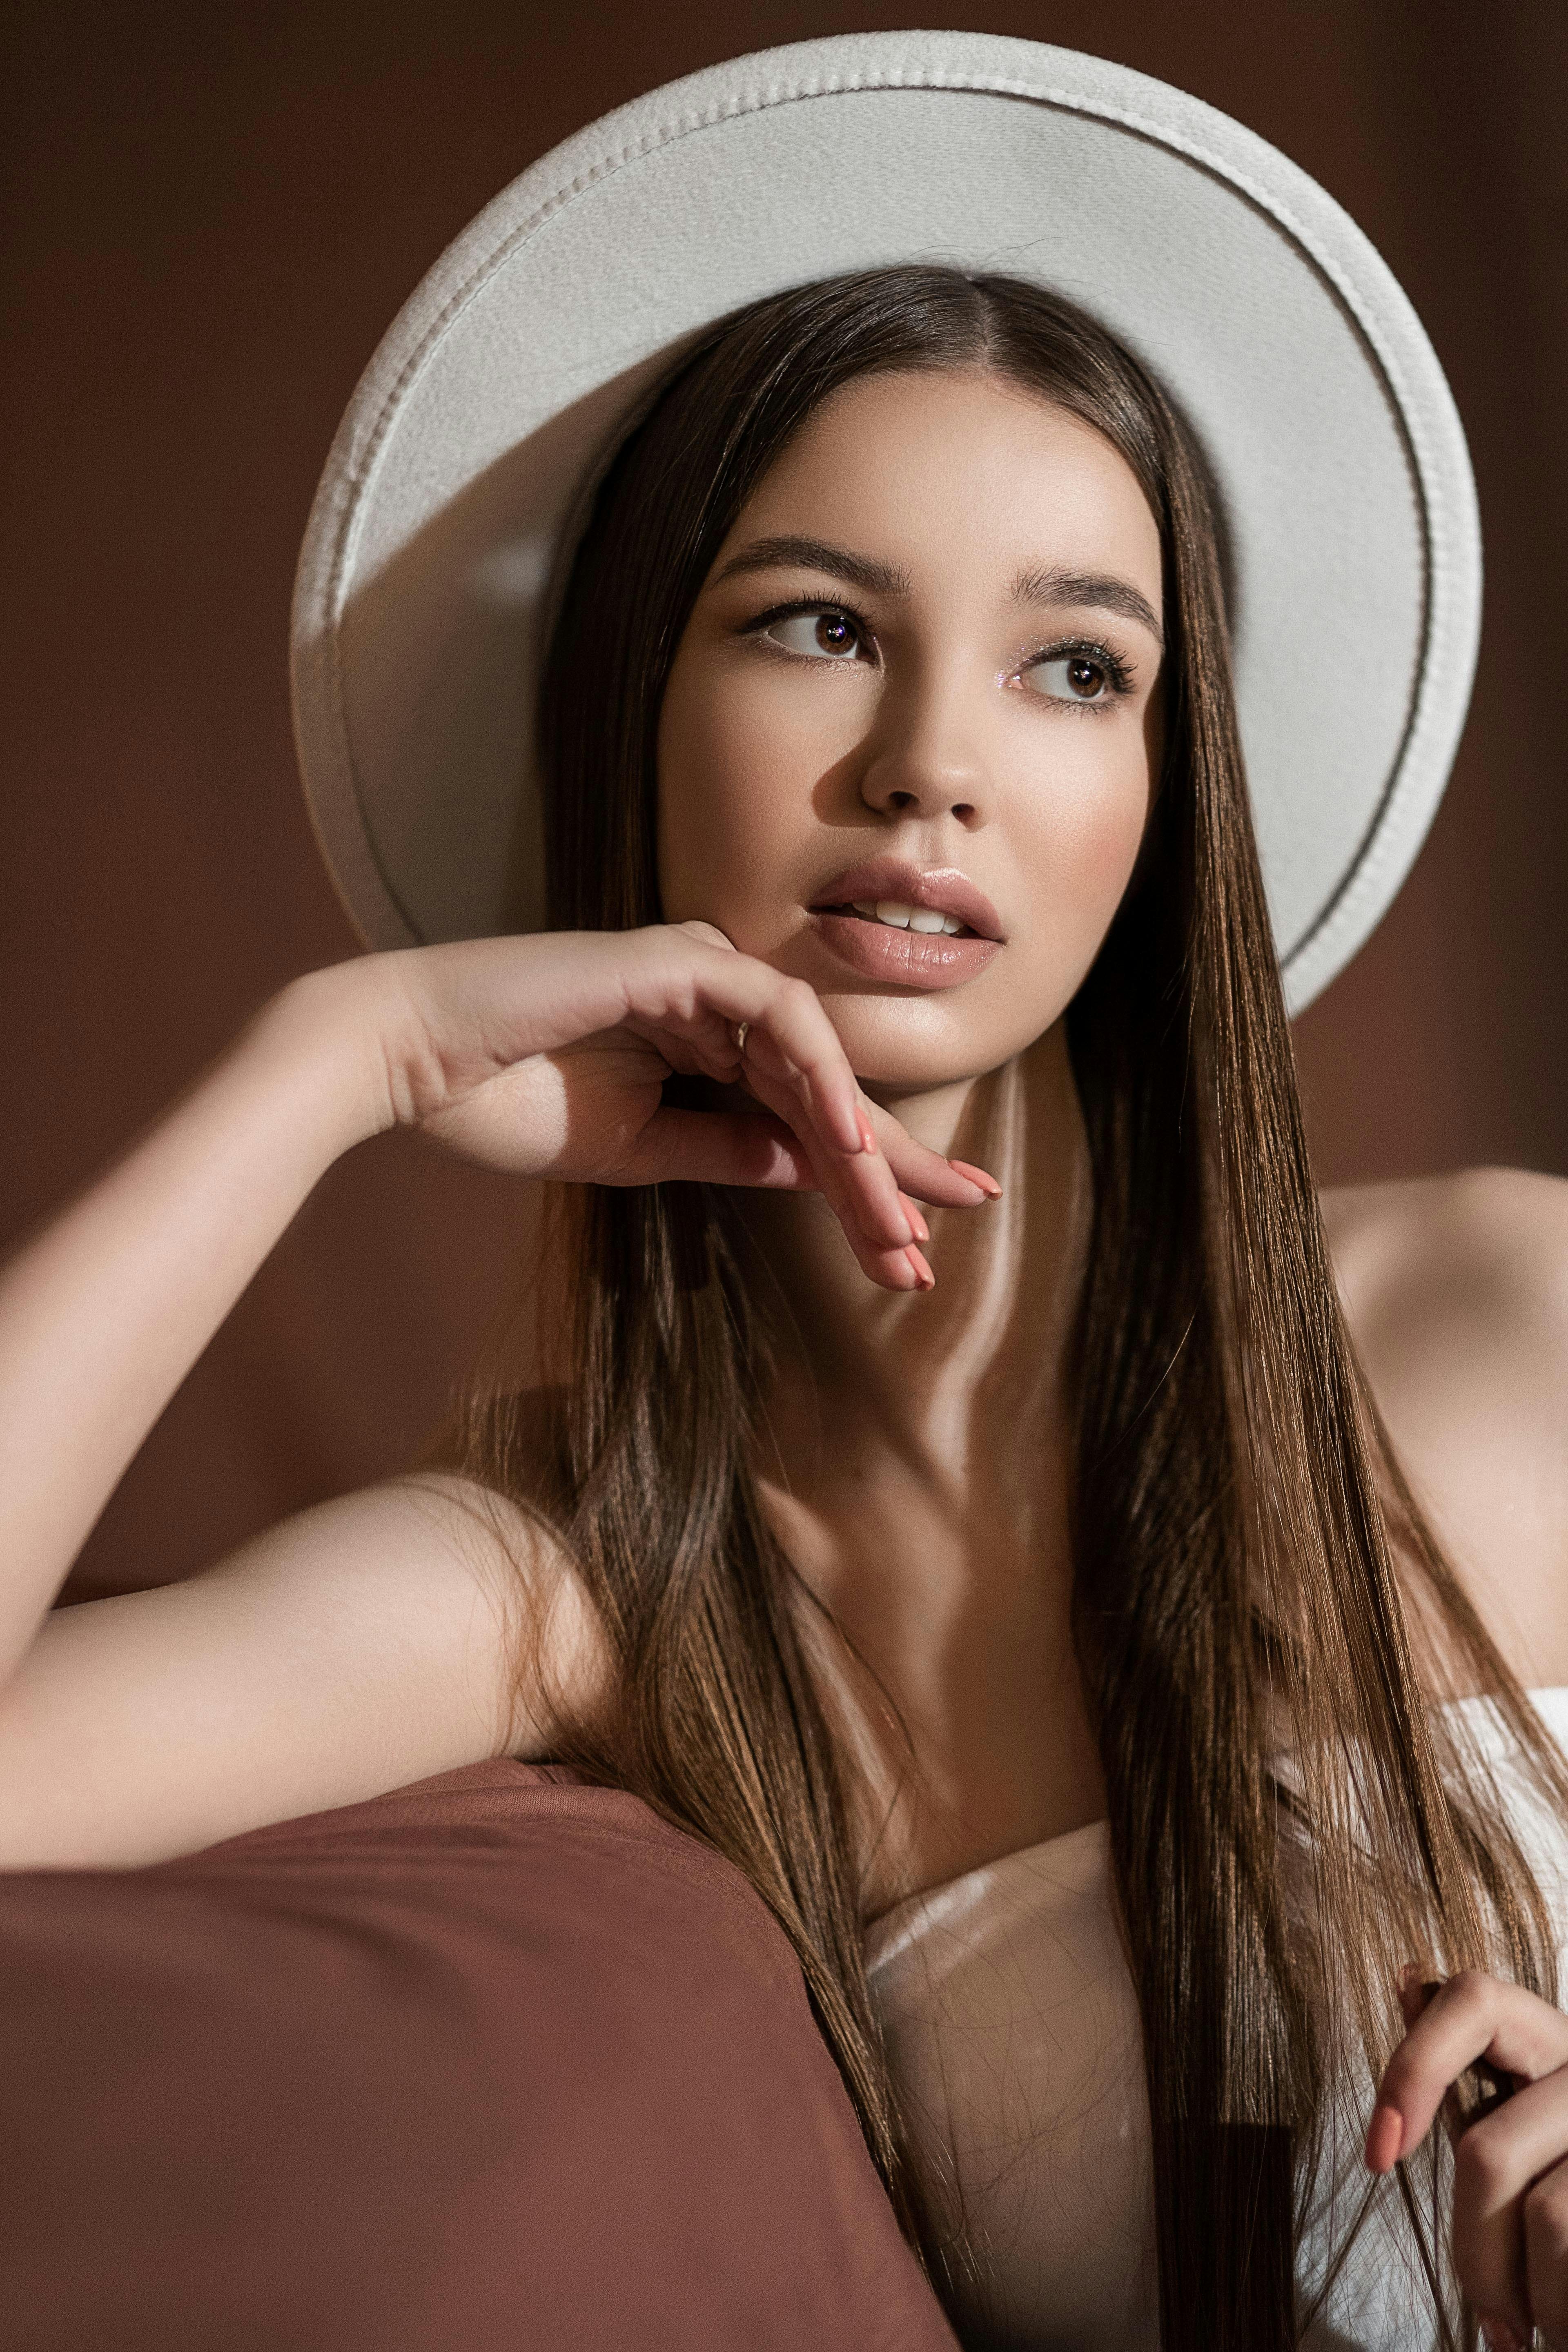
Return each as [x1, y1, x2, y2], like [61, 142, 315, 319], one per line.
[0, 1763, 957, 2351]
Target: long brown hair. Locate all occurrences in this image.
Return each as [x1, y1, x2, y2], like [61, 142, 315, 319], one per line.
[457, 267, 1568, 2344]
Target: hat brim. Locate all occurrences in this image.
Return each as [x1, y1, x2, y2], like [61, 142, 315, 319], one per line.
[290, 30, 1479, 1015]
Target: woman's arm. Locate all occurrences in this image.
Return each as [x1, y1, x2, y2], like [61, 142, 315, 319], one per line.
[0, 1471, 558, 1869]
[0, 926, 992, 1868]
[1323, 1167, 1568, 1682]
[0, 967, 388, 1683]
[0, 964, 546, 1868]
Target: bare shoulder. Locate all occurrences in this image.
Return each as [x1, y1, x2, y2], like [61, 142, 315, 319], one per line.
[389, 1440, 607, 1734]
[0, 1412, 599, 1871]
[1322, 1167, 1568, 1343]
[1321, 1169, 1568, 1681]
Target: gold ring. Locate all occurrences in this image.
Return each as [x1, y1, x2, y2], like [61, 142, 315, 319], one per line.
[734, 1021, 750, 1055]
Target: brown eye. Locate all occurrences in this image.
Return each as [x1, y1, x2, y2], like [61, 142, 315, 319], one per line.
[1025, 651, 1114, 703]
[764, 610, 864, 661]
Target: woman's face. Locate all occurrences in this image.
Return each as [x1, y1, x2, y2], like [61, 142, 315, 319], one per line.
[657, 366, 1165, 1093]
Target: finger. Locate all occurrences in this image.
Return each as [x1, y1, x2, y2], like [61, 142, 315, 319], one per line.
[674, 953, 871, 1163]
[635, 939, 964, 1264]
[1523, 2153, 1568, 2350]
[608, 1109, 931, 1298]
[767, 1118, 935, 1292]
[624, 1084, 929, 1292]
[604, 1108, 818, 1191]
[899, 1193, 931, 1246]
[575, 932, 862, 1163]
[764, 1079, 992, 1249]
[884, 1135, 1001, 1208]
[948, 1156, 1004, 1198]
[844, 1233, 936, 1292]
[785, 1109, 925, 1267]
[1369, 1971, 1568, 2171]
[641, 937, 988, 1232]
[721, 983, 971, 1241]
[735, 1042, 918, 1251]
[1451, 2071, 1568, 2336]
[672, 918, 738, 954]
[857, 1100, 1002, 1208]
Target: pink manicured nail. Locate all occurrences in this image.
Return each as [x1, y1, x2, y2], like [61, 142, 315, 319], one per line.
[905, 1204, 930, 1243]
[905, 1245, 935, 1290]
[858, 1111, 878, 1155]
[1364, 2103, 1403, 2174]
[948, 1157, 1001, 1198]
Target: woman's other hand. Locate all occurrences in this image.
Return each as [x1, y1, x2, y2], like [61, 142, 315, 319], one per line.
[1366, 1966, 1568, 2348]
[361, 922, 999, 1292]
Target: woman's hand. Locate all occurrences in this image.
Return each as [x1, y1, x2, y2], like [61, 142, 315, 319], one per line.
[0, 922, 995, 1676]
[366, 922, 999, 1292]
[1367, 1966, 1568, 2348]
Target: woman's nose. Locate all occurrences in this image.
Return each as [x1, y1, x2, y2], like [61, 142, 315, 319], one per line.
[858, 683, 989, 826]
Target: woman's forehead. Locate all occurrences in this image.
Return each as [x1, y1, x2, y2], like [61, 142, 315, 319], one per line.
[722, 370, 1164, 607]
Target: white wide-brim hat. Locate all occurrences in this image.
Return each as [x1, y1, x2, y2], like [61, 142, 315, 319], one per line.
[291, 31, 1479, 1014]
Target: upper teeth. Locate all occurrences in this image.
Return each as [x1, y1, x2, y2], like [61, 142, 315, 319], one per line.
[851, 899, 966, 935]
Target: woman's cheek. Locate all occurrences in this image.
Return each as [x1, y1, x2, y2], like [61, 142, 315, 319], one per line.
[1086, 757, 1154, 910]
[1024, 742, 1151, 958]
[657, 675, 770, 922]
[658, 669, 854, 930]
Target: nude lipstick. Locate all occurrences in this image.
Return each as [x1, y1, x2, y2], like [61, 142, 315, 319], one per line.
[806, 858, 1003, 990]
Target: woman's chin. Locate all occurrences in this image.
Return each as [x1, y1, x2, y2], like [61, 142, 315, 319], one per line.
[827, 1009, 1045, 1099]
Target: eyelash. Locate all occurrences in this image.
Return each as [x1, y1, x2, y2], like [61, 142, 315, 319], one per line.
[1025, 637, 1137, 704]
[746, 597, 875, 653]
[744, 600, 1137, 707]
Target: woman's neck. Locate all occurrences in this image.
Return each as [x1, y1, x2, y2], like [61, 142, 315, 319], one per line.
[743, 1019, 1091, 1493]
[737, 1022, 1107, 1902]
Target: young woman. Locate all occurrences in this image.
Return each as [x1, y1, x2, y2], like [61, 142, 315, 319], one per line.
[4, 40, 1568, 2352]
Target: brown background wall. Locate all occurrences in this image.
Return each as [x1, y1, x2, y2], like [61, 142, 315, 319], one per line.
[4, 1, 1564, 1600]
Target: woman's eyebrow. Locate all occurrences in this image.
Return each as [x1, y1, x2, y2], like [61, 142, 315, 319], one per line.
[1013, 563, 1163, 646]
[709, 535, 911, 597]
[709, 537, 1163, 647]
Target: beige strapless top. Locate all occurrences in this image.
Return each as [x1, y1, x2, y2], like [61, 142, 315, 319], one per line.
[865, 1688, 1568, 2352]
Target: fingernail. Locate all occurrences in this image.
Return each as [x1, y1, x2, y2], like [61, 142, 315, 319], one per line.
[1364, 2103, 1403, 2174]
[905, 1245, 935, 1290]
[1479, 2316, 1523, 2352]
[948, 1157, 1001, 1198]
[858, 1112, 878, 1156]
[906, 1205, 930, 1243]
